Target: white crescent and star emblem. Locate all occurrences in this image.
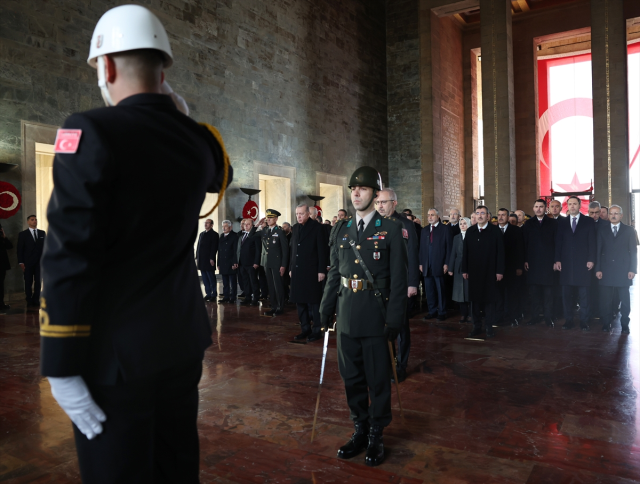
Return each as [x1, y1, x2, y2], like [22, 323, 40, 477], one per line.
[59, 139, 72, 151]
[0, 191, 19, 211]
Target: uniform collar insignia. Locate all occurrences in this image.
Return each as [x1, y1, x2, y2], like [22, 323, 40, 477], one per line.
[347, 220, 353, 227]
[375, 219, 381, 227]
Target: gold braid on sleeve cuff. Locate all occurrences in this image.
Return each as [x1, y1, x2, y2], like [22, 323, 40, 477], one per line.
[199, 123, 230, 219]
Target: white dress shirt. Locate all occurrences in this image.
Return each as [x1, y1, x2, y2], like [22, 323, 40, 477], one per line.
[355, 210, 376, 232]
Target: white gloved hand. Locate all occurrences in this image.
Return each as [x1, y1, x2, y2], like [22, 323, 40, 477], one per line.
[160, 81, 190, 116]
[48, 376, 107, 440]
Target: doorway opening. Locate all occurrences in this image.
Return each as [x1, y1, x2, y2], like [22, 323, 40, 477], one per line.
[319, 183, 343, 223]
[258, 174, 291, 225]
[35, 142, 55, 234]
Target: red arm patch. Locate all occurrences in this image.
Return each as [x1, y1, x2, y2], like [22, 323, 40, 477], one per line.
[402, 228, 409, 239]
[54, 129, 83, 154]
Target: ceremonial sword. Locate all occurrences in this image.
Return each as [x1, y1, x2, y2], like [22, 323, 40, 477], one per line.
[310, 321, 335, 442]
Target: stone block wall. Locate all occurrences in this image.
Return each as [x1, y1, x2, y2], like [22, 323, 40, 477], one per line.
[0, 0, 387, 300]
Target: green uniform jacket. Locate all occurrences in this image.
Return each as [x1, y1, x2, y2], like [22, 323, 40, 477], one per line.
[320, 212, 408, 337]
[260, 225, 289, 270]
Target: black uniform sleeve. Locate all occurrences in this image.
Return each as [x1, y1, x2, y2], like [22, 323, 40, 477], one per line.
[320, 219, 347, 320]
[40, 113, 116, 377]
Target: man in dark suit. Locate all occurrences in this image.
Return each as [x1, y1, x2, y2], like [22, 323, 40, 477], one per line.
[218, 220, 238, 303]
[523, 200, 558, 326]
[461, 205, 505, 339]
[0, 223, 13, 312]
[595, 205, 637, 333]
[260, 209, 289, 316]
[419, 208, 452, 321]
[496, 208, 524, 326]
[39, 11, 232, 481]
[236, 218, 260, 305]
[282, 222, 293, 302]
[17, 215, 45, 307]
[376, 188, 419, 383]
[588, 201, 610, 320]
[555, 196, 597, 330]
[290, 204, 327, 342]
[195, 218, 218, 302]
[448, 208, 461, 237]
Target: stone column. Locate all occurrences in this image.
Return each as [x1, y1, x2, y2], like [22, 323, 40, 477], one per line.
[591, 0, 629, 220]
[480, 0, 516, 213]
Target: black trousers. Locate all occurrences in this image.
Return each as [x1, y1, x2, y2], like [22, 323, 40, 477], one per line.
[23, 263, 41, 302]
[239, 265, 259, 302]
[590, 273, 601, 318]
[552, 272, 563, 319]
[283, 271, 291, 301]
[528, 284, 553, 321]
[497, 276, 522, 322]
[471, 301, 496, 329]
[600, 285, 631, 327]
[76, 359, 203, 484]
[0, 268, 6, 305]
[257, 266, 269, 298]
[265, 267, 284, 310]
[562, 285, 590, 325]
[395, 296, 414, 371]
[337, 332, 391, 427]
[297, 303, 321, 333]
[459, 302, 470, 319]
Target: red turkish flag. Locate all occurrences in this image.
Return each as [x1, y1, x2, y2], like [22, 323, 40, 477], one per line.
[0, 182, 21, 219]
[242, 201, 259, 221]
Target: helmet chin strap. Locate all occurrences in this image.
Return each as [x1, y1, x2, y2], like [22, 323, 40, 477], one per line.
[97, 56, 115, 107]
[360, 190, 378, 212]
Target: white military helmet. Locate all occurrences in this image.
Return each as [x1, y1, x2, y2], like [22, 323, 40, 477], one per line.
[88, 5, 173, 67]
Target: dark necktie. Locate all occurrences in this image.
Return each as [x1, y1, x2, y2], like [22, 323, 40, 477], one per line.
[358, 219, 365, 242]
[571, 217, 577, 233]
[242, 232, 248, 245]
[430, 226, 434, 243]
[479, 227, 483, 233]
[32, 230, 37, 242]
[501, 226, 505, 234]
[613, 225, 618, 238]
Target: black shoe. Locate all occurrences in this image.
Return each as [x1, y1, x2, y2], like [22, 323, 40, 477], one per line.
[260, 296, 269, 301]
[274, 309, 284, 316]
[237, 293, 246, 299]
[337, 422, 369, 459]
[294, 331, 311, 340]
[485, 328, 496, 339]
[580, 324, 590, 332]
[218, 298, 229, 303]
[562, 322, 574, 330]
[204, 295, 212, 301]
[364, 425, 384, 467]
[621, 326, 630, 334]
[437, 314, 447, 321]
[467, 327, 483, 338]
[250, 301, 259, 306]
[264, 309, 277, 316]
[601, 324, 611, 332]
[423, 313, 437, 320]
[307, 333, 322, 343]
[395, 368, 407, 383]
[525, 317, 541, 326]
[545, 318, 554, 327]
[511, 318, 520, 327]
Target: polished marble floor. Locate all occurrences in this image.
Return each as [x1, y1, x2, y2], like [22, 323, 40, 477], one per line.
[1, 281, 639, 483]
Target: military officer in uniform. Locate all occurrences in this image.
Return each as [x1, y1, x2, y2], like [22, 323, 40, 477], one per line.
[261, 209, 289, 316]
[320, 166, 408, 467]
[38, 6, 232, 483]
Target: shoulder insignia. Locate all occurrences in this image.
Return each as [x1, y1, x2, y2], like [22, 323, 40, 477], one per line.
[54, 129, 83, 154]
[375, 219, 381, 227]
[391, 218, 396, 221]
[402, 228, 409, 239]
[347, 220, 353, 227]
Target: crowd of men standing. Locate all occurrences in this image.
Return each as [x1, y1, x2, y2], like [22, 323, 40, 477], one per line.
[195, 194, 637, 355]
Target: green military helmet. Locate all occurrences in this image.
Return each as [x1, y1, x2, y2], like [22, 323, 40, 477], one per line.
[348, 166, 383, 191]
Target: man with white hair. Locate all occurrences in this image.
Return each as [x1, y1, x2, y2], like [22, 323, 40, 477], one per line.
[218, 220, 239, 303]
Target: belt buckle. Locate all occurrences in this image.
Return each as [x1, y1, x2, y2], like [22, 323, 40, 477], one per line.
[350, 279, 363, 293]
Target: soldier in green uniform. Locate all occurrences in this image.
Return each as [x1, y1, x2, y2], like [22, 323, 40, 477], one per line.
[260, 209, 289, 316]
[320, 166, 408, 467]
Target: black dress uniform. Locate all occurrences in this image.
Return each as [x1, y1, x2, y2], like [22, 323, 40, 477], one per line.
[260, 210, 289, 314]
[39, 93, 231, 483]
[320, 211, 408, 432]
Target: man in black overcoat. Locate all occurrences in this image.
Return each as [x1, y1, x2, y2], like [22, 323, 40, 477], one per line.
[496, 208, 524, 326]
[217, 220, 238, 303]
[17, 215, 46, 307]
[196, 218, 218, 301]
[595, 205, 637, 333]
[522, 199, 558, 326]
[0, 223, 13, 311]
[419, 208, 453, 320]
[290, 204, 327, 342]
[236, 218, 261, 305]
[555, 196, 596, 330]
[461, 205, 505, 338]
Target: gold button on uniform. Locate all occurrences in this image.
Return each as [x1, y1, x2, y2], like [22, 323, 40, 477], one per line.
[356, 245, 361, 250]
[355, 260, 359, 264]
[353, 274, 358, 278]
[353, 288, 358, 293]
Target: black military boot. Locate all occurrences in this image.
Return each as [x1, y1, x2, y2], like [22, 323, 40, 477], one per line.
[337, 421, 369, 459]
[364, 425, 385, 467]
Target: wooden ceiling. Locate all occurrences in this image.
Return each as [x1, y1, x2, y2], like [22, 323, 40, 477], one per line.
[435, 0, 583, 27]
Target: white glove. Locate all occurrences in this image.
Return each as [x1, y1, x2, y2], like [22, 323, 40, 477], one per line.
[48, 376, 107, 440]
[160, 81, 190, 116]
